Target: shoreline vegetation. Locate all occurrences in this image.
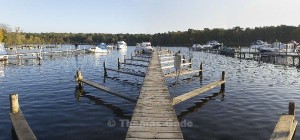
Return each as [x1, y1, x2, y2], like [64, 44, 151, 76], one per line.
[1, 24, 300, 47]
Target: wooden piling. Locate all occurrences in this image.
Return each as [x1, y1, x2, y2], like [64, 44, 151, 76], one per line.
[221, 71, 225, 92]
[75, 70, 83, 88]
[199, 63, 203, 79]
[298, 56, 300, 68]
[189, 58, 192, 68]
[289, 102, 295, 115]
[117, 58, 120, 70]
[10, 94, 20, 113]
[103, 62, 107, 77]
[239, 46, 241, 60]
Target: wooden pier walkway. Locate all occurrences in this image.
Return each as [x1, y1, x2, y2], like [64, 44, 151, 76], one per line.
[126, 49, 184, 139]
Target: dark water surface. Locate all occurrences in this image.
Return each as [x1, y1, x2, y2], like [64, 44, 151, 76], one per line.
[1, 46, 300, 140]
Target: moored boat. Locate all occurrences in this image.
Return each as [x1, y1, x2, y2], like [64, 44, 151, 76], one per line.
[192, 40, 222, 51]
[87, 47, 108, 53]
[134, 42, 154, 54]
[117, 41, 127, 49]
[250, 40, 271, 50]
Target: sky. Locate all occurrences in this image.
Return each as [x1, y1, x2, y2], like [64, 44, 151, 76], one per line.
[1, 0, 300, 34]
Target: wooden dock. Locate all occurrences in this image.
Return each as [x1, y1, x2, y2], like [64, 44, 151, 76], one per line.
[164, 69, 201, 78]
[172, 79, 225, 105]
[270, 102, 298, 140]
[126, 49, 184, 140]
[75, 71, 137, 103]
[9, 93, 37, 140]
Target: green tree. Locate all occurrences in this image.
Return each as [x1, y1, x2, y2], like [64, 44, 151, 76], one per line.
[0, 29, 3, 42]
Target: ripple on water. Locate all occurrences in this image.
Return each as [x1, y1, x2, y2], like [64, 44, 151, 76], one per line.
[1, 47, 300, 140]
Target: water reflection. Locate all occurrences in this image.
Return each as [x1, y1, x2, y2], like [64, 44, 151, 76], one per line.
[74, 88, 131, 120]
[0, 63, 4, 77]
[177, 91, 224, 121]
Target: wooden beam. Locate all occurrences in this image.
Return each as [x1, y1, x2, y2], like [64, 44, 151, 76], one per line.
[164, 69, 201, 78]
[172, 80, 225, 105]
[80, 79, 137, 102]
[121, 62, 148, 67]
[132, 55, 152, 59]
[162, 63, 192, 70]
[270, 102, 297, 140]
[125, 59, 150, 62]
[106, 68, 145, 77]
[9, 93, 37, 140]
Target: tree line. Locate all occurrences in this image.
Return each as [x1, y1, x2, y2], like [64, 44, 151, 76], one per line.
[1, 24, 300, 47]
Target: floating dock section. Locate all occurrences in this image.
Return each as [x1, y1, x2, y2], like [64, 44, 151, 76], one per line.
[126, 49, 184, 139]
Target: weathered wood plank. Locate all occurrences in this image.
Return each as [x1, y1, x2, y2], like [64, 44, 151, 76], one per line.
[106, 68, 145, 77]
[10, 111, 37, 140]
[126, 49, 183, 140]
[126, 59, 150, 62]
[270, 115, 297, 140]
[121, 62, 148, 67]
[164, 69, 201, 78]
[162, 63, 192, 70]
[80, 79, 137, 102]
[172, 80, 225, 105]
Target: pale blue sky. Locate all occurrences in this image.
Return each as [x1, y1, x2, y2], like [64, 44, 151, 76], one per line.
[1, 0, 300, 34]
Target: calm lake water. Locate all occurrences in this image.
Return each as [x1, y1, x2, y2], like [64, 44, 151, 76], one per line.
[1, 46, 300, 140]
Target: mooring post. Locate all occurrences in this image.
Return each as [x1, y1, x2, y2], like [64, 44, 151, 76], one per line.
[199, 63, 203, 79]
[239, 46, 241, 60]
[221, 71, 225, 92]
[10, 93, 20, 114]
[189, 58, 192, 68]
[289, 102, 295, 115]
[103, 61, 107, 77]
[292, 57, 295, 66]
[298, 56, 300, 68]
[117, 58, 120, 70]
[75, 69, 83, 88]
[37, 56, 42, 65]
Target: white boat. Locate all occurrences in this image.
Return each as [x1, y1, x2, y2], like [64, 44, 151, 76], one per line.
[87, 47, 108, 53]
[117, 41, 127, 49]
[250, 40, 271, 49]
[106, 44, 114, 50]
[207, 40, 222, 49]
[192, 40, 222, 50]
[258, 41, 294, 54]
[134, 42, 154, 54]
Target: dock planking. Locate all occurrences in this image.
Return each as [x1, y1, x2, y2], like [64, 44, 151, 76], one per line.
[79, 79, 137, 103]
[172, 80, 225, 105]
[106, 68, 146, 77]
[162, 63, 192, 70]
[164, 69, 201, 78]
[126, 49, 183, 140]
[270, 102, 298, 140]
